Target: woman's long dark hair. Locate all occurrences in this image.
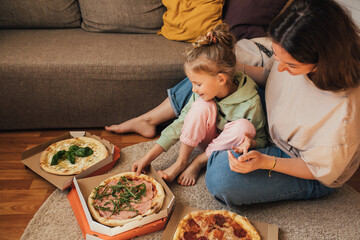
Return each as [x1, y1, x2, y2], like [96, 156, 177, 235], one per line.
[269, 0, 360, 91]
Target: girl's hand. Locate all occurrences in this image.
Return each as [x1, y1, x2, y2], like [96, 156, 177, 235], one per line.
[228, 150, 271, 173]
[132, 157, 150, 176]
[132, 144, 164, 176]
[231, 135, 255, 155]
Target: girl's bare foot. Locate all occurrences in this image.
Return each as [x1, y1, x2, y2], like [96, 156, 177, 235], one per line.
[158, 161, 188, 182]
[177, 162, 202, 186]
[105, 116, 156, 138]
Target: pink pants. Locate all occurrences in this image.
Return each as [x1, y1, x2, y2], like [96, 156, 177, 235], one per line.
[180, 97, 257, 157]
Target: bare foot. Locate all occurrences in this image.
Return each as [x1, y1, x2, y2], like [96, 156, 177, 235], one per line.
[158, 161, 188, 182]
[105, 116, 156, 138]
[177, 162, 202, 186]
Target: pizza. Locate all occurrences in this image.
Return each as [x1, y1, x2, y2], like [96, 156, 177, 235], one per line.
[40, 136, 109, 175]
[88, 172, 165, 227]
[173, 210, 261, 240]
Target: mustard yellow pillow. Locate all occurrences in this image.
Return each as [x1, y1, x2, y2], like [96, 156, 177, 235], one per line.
[158, 0, 224, 43]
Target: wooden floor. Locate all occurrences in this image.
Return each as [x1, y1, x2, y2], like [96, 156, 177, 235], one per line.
[0, 129, 359, 240]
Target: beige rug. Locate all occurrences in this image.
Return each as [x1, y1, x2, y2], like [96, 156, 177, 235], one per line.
[21, 140, 360, 240]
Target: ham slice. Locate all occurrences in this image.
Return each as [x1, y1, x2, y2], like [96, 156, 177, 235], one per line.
[94, 179, 155, 220]
[131, 200, 152, 215]
[111, 210, 138, 220]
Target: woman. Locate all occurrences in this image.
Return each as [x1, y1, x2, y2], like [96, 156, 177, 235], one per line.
[106, 0, 360, 206]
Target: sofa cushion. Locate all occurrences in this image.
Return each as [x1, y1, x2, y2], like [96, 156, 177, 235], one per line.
[0, 29, 190, 130]
[78, 0, 166, 33]
[223, 0, 288, 40]
[0, 0, 81, 28]
[158, 0, 224, 43]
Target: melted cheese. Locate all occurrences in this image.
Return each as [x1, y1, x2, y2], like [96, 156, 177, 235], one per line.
[46, 137, 108, 173]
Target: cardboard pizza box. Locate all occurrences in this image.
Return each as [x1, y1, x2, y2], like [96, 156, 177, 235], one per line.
[67, 183, 167, 240]
[21, 131, 115, 190]
[73, 165, 175, 237]
[162, 203, 279, 240]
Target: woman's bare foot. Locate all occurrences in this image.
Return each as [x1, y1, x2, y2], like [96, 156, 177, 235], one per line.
[177, 161, 202, 186]
[158, 161, 188, 182]
[105, 116, 156, 138]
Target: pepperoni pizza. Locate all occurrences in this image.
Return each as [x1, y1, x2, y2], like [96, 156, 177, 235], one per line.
[173, 210, 260, 240]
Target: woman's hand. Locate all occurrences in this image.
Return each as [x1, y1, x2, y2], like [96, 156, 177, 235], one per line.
[228, 150, 272, 173]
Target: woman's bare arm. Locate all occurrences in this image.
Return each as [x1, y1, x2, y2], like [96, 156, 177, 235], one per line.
[235, 62, 267, 88]
[228, 150, 315, 180]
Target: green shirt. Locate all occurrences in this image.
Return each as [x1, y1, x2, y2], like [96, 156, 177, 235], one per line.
[157, 74, 267, 151]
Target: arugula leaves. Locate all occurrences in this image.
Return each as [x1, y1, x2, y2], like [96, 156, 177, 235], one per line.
[50, 145, 93, 166]
[92, 177, 147, 215]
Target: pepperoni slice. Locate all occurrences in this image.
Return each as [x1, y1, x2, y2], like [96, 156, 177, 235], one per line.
[232, 221, 248, 238]
[213, 214, 226, 227]
[234, 227, 247, 238]
[188, 218, 199, 228]
[186, 218, 200, 233]
[183, 231, 197, 240]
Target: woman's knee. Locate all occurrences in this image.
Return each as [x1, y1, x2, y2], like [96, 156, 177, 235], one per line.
[205, 151, 252, 206]
[205, 170, 253, 206]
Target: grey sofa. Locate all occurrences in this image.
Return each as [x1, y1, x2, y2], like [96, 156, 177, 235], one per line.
[0, 0, 190, 130]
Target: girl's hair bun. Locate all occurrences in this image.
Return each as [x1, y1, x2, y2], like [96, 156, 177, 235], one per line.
[184, 23, 237, 78]
[193, 23, 236, 50]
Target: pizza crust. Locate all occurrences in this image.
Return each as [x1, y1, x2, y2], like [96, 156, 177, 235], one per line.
[234, 214, 261, 239]
[40, 137, 109, 175]
[88, 172, 165, 227]
[173, 210, 261, 240]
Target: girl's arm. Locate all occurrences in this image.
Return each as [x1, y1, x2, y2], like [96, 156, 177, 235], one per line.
[132, 144, 164, 175]
[228, 150, 315, 179]
[235, 62, 267, 88]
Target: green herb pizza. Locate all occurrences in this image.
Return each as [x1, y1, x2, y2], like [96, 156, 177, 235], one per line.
[40, 137, 109, 175]
[88, 172, 165, 227]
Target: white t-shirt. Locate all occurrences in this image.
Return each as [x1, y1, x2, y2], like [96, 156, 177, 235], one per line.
[265, 60, 360, 187]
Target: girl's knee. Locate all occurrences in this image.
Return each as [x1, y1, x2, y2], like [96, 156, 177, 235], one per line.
[190, 98, 217, 114]
[181, 98, 217, 147]
[224, 119, 256, 138]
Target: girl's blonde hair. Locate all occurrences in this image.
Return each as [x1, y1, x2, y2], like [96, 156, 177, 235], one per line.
[184, 23, 237, 79]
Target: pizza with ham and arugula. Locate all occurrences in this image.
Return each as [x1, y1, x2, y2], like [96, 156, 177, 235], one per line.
[173, 210, 261, 240]
[40, 137, 109, 175]
[88, 172, 165, 227]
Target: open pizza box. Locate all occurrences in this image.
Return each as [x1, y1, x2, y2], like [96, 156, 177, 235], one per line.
[68, 185, 167, 240]
[21, 131, 116, 190]
[72, 165, 175, 238]
[162, 203, 279, 240]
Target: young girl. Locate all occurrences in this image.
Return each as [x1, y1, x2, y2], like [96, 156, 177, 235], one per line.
[132, 23, 267, 185]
